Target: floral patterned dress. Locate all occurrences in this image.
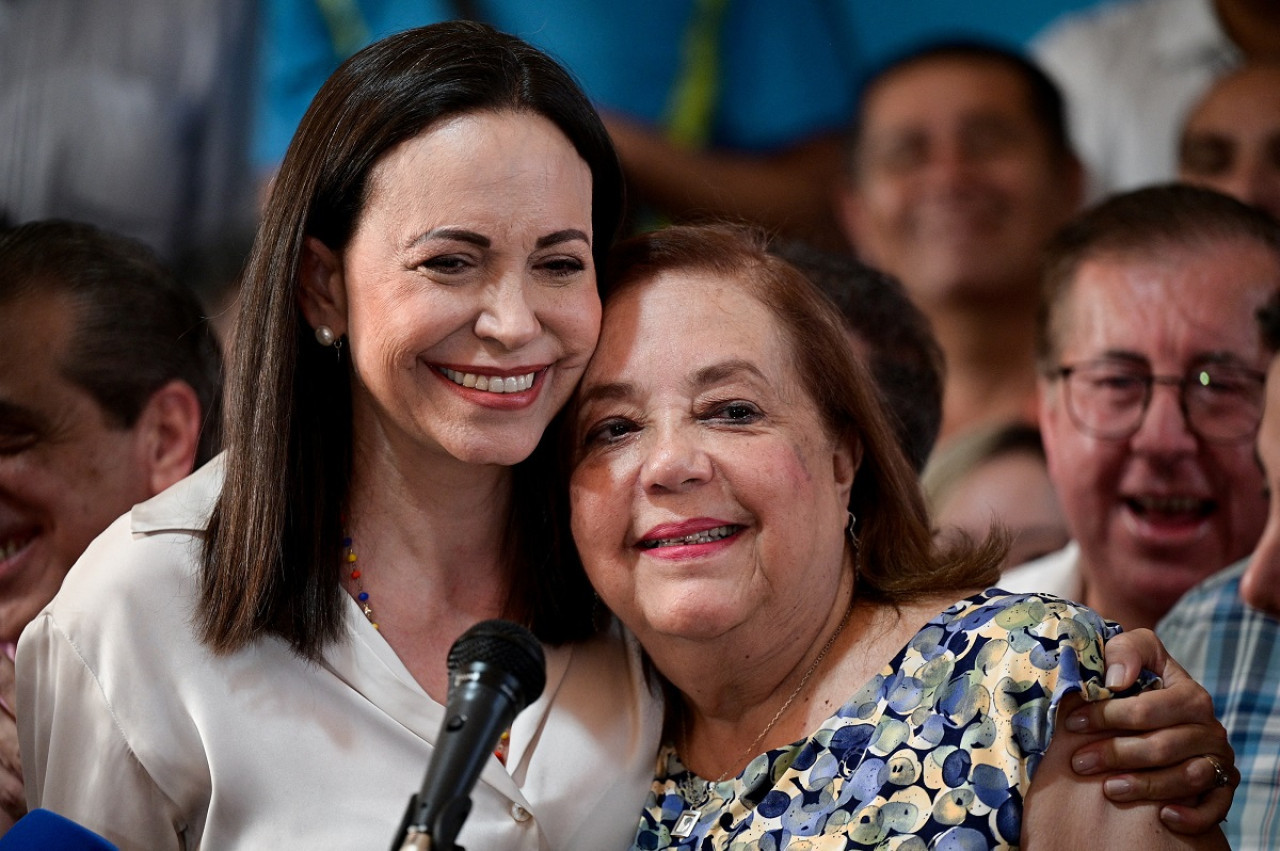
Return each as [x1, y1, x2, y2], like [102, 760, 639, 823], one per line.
[634, 589, 1142, 850]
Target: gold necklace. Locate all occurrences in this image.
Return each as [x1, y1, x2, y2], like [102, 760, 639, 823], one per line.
[671, 596, 855, 839]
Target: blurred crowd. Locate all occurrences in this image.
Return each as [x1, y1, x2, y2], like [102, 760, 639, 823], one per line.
[3, 0, 1280, 846]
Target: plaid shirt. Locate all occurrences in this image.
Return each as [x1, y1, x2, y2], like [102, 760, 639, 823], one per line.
[1159, 560, 1280, 851]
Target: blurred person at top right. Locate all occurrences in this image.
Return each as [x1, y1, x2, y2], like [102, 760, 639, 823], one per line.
[1001, 184, 1278, 631]
[1179, 61, 1280, 221]
[1033, 0, 1280, 199]
[838, 42, 1083, 456]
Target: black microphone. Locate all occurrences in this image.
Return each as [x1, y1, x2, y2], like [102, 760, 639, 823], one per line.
[393, 619, 546, 851]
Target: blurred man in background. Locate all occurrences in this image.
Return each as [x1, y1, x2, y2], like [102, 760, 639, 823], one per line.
[1003, 185, 1277, 633]
[840, 42, 1082, 457]
[1178, 61, 1280, 221]
[0, 220, 223, 831]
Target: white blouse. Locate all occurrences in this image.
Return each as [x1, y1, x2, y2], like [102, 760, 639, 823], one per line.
[17, 456, 662, 849]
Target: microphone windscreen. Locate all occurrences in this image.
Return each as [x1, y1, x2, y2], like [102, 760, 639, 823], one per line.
[0, 809, 118, 850]
[446, 619, 546, 709]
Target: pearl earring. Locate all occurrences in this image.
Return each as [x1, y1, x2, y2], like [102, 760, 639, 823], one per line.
[315, 325, 336, 347]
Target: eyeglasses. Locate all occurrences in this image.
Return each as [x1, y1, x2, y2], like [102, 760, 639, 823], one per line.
[1054, 360, 1266, 443]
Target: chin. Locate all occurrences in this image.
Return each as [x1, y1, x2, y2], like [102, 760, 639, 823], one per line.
[457, 444, 543, 467]
[1125, 554, 1224, 608]
[447, 427, 549, 467]
[639, 599, 742, 644]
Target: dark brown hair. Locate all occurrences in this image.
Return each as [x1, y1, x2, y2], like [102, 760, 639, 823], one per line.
[200, 21, 624, 658]
[1038, 183, 1280, 371]
[774, 240, 944, 473]
[0, 219, 223, 464]
[593, 223, 1002, 602]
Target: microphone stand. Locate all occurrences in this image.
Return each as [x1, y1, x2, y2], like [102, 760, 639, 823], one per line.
[390, 749, 474, 851]
[392, 794, 461, 851]
[398, 830, 437, 850]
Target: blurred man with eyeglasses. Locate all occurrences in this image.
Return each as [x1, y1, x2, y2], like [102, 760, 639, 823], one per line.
[1001, 184, 1280, 631]
[1155, 289, 1280, 850]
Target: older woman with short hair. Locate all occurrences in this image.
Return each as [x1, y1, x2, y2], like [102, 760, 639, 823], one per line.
[569, 223, 1231, 849]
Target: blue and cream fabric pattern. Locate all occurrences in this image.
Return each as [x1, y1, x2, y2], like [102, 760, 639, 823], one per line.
[635, 589, 1129, 850]
[1159, 560, 1280, 851]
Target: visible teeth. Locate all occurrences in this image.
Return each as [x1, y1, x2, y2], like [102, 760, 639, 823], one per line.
[642, 525, 737, 549]
[0, 536, 31, 561]
[441, 368, 535, 394]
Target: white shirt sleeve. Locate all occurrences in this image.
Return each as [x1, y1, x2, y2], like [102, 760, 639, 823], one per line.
[18, 611, 186, 850]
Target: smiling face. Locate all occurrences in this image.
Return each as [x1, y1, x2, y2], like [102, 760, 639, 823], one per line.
[843, 56, 1080, 307]
[568, 270, 856, 645]
[0, 293, 154, 642]
[301, 110, 600, 470]
[1179, 65, 1280, 221]
[1038, 237, 1276, 627]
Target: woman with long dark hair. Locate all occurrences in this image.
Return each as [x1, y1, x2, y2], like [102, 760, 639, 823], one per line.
[18, 22, 657, 848]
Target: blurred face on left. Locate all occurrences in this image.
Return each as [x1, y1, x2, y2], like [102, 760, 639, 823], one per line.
[302, 109, 600, 469]
[0, 293, 154, 642]
[569, 269, 856, 646]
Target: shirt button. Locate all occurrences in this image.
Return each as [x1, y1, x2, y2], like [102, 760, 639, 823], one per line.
[510, 803, 531, 823]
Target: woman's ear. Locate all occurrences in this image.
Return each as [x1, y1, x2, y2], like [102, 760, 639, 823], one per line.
[297, 236, 347, 335]
[833, 437, 861, 507]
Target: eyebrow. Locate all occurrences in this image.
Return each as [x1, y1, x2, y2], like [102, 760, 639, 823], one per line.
[1092, 350, 1258, 369]
[1194, 351, 1262, 367]
[692, 359, 766, 388]
[415, 228, 490, 249]
[1090, 350, 1149, 366]
[410, 227, 591, 251]
[536, 229, 591, 250]
[574, 380, 635, 410]
[576, 358, 767, 410]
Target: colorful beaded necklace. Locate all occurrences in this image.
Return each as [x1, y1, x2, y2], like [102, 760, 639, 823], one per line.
[342, 533, 513, 765]
[343, 534, 378, 630]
